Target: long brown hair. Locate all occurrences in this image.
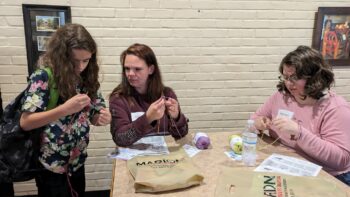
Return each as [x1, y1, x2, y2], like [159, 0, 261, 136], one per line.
[110, 43, 164, 102]
[277, 45, 334, 99]
[41, 23, 100, 100]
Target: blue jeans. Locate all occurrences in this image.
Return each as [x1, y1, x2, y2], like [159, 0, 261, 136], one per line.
[335, 171, 350, 186]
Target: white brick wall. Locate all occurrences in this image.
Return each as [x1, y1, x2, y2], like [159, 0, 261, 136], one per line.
[1, 0, 350, 195]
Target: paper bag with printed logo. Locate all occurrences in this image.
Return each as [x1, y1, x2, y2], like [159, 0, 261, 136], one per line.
[215, 167, 347, 197]
[127, 152, 204, 193]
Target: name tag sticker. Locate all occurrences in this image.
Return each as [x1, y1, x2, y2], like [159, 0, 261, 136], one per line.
[277, 109, 294, 119]
[131, 112, 144, 121]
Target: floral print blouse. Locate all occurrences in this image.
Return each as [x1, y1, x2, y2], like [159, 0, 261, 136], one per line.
[22, 69, 106, 174]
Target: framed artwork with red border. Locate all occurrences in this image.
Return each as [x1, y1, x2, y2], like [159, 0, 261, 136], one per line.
[312, 7, 350, 66]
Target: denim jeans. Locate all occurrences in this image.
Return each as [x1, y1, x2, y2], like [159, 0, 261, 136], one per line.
[35, 165, 86, 197]
[335, 171, 350, 186]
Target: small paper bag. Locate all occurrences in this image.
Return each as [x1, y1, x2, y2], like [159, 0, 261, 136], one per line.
[127, 152, 204, 193]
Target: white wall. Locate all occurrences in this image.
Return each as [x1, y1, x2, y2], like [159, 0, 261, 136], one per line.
[1, 0, 350, 195]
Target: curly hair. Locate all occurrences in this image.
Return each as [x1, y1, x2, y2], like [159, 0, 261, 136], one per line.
[277, 45, 334, 99]
[110, 43, 165, 102]
[41, 23, 100, 100]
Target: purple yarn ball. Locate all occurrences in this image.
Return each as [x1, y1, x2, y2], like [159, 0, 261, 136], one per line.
[195, 136, 210, 149]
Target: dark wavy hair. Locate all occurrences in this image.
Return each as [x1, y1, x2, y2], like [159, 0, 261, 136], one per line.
[110, 43, 165, 102]
[277, 45, 334, 99]
[41, 23, 100, 100]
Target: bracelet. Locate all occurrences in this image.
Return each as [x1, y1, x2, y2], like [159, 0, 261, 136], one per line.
[291, 120, 302, 141]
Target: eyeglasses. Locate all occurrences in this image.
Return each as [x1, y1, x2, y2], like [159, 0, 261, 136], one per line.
[278, 75, 300, 83]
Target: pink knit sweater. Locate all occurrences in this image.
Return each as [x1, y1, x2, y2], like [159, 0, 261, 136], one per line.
[252, 91, 350, 175]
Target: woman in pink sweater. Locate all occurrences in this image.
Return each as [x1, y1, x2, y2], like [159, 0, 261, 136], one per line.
[109, 43, 188, 147]
[252, 46, 350, 186]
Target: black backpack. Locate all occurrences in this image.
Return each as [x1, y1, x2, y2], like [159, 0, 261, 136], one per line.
[0, 68, 58, 182]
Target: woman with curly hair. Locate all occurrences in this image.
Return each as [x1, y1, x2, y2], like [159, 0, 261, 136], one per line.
[252, 45, 350, 186]
[19, 23, 111, 196]
[109, 43, 188, 147]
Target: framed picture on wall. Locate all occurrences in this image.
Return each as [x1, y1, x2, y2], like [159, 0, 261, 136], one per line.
[312, 7, 350, 66]
[22, 4, 71, 76]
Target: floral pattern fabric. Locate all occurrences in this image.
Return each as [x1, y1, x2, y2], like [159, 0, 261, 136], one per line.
[21, 69, 106, 174]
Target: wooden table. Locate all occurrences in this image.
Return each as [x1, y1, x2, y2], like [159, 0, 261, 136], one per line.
[110, 132, 350, 197]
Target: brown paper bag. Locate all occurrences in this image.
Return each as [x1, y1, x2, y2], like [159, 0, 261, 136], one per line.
[215, 167, 347, 197]
[127, 152, 204, 193]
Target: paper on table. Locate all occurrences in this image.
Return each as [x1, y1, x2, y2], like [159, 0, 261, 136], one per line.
[254, 153, 322, 176]
[224, 151, 242, 161]
[108, 136, 169, 160]
[182, 144, 202, 157]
